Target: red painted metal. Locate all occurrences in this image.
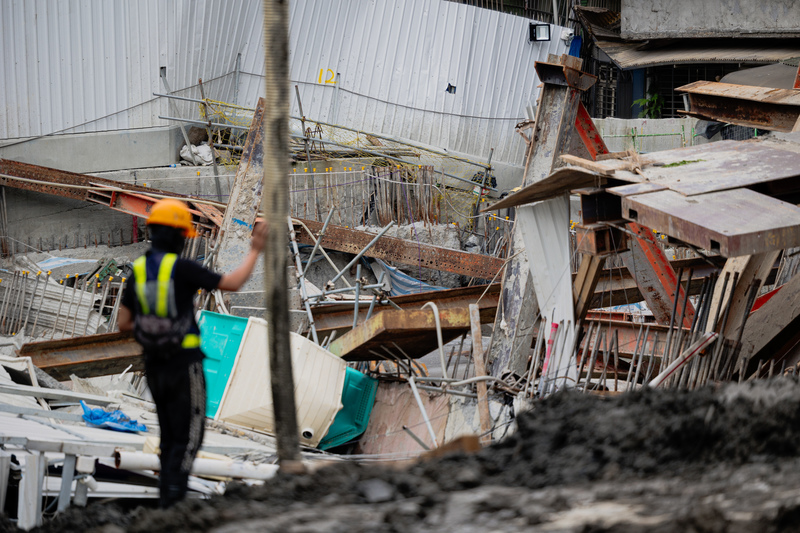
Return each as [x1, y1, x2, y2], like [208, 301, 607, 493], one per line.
[625, 222, 695, 328]
[574, 101, 609, 160]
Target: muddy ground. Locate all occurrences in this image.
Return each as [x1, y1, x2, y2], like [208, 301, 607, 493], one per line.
[10, 378, 800, 532]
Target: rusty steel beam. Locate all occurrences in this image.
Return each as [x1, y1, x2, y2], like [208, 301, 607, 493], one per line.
[574, 101, 609, 161]
[328, 307, 471, 361]
[294, 219, 504, 280]
[0, 159, 221, 233]
[678, 81, 800, 132]
[313, 283, 500, 339]
[17, 332, 143, 381]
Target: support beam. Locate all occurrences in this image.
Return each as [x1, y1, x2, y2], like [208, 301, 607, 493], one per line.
[18, 452, 46, 531]
[293, 219, 503, 280]
[678, 80, 800, 133]
[573, 254, 606, 321]
[622, 222, 695, 328]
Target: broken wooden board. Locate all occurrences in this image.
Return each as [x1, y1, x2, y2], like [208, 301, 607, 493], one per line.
[17, 332, 142, 381]
[618, 188, 800, 257]
[327, 308, 471, 361]
[602, 140, 800, 197]
[484, 166, 607, 211]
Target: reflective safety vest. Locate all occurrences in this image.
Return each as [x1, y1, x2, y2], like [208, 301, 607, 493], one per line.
[132, 253, 200, 349]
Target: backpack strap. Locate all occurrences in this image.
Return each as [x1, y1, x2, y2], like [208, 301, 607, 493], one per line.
[132, 256, 149, 315]
[132, 253, 178, 317]
[155, 254, 178, 317]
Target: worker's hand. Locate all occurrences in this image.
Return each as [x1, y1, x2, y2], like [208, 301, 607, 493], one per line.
[250, 221, 269, 252]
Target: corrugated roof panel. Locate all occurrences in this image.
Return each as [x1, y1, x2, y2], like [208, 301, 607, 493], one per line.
[2, 0, 568, 171]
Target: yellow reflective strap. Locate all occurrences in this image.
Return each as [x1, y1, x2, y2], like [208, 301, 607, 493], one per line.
[132, 256, 149, 315]
[155, 254, 178, 317]
[182, 333, 201, 349]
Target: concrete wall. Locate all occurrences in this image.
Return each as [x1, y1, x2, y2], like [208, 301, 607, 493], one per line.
[592, 116, 710, 153]
[0, 127, 184, 174]
[621, 0, 800, 39]
[2, 166, 231, 255]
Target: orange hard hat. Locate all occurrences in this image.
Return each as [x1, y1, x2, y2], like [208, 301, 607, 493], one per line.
[147, 198, 197, 238]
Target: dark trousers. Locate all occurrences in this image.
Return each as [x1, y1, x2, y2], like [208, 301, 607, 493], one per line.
[145, 351, 206, 508]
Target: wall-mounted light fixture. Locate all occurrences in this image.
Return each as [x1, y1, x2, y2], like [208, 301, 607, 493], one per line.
[529, 23, 551, 42]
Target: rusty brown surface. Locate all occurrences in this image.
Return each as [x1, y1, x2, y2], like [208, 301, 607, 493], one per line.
[678, 81, 800, 132]
[18, 331, 143, 381]
[294, 219, 504, 280]
[621, 188, 800, 257]
[313, 284, 500, 339]
[327, 307, 472, 361]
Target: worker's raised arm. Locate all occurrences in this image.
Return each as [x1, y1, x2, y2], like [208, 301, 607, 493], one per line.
[217, 221, 269, 291]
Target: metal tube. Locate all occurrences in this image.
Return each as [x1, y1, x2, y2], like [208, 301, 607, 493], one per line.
[300, 207, 336, 278]
[421, 301, 449, 380]
[584, 327, 603, 393]
[287, 217, 319, 344]
[352, 264, 361, 330]
[158, 115, 249, 131]
[115, 451, 278, 481]
[365, 272, 385, 321]
[632, 324, 651, 387]
[198, 78, 224, 202]
[328, 221, 396, 286]
[648, 333, 718, 388]
[289, 134, 497, 191]
[408, 376, 439, 448]
[158, 73, 200, 165]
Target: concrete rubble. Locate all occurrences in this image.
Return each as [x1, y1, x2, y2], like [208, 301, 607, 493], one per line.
[3, 2, 800, 532]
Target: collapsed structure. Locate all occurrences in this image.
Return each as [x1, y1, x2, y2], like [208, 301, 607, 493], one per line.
[3, 0, 800, 530]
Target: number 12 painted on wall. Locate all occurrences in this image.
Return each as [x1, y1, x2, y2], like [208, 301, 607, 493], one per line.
[318, 69, 337, 84]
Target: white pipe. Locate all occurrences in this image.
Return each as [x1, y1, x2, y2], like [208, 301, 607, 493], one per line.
[648, 332, 717, 388]
[421, 302, 448, 380]
[407, 376, 439, 448]
[114, 451, 278, 481]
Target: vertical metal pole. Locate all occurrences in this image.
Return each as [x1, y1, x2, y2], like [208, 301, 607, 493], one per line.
[198, 78, 224, 202]
[264, 0, 302, 469]
[160, 69, 199, 165]
[234, 53, 242, 105]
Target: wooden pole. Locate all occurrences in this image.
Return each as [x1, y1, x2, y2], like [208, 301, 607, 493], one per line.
[263, 0, 302, 470]
[469, 304, 492, 445]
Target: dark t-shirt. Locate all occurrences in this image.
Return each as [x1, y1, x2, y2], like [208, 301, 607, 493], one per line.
[121, 249, 222, 363]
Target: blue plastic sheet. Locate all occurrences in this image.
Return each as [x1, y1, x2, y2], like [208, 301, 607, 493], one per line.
[80, 401, 147, 433]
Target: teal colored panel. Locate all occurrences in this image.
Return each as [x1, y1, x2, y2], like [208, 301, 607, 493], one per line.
[198, 311, 249, 418]
[319, 368, 378, 450]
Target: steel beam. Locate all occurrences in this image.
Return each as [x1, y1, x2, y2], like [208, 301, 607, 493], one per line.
[622, 222, 695, 328]
[17, 332, 143, 381]
[312, 283, 500, 339]
[294, 219, 503, 280]
[678, 81, 800, 133]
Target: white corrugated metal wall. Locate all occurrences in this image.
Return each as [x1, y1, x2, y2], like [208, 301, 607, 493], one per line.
[0, 0, 568, 169]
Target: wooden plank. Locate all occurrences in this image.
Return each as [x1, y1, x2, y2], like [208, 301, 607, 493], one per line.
[484, 166, 608, 212]
[560, 154, 615, 176]
[328, 308, 471, 361]
[469, 305, 491, 445]
[573, 254, 606, 320]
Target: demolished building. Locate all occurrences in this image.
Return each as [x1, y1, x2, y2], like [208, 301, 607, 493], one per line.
[4, 0, 800, 530]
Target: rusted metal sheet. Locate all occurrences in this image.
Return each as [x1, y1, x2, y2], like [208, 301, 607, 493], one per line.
[621, 188, 800, 257]
[622, 222, 695, 328]
[313, 283, 500, 339]
[327, 307, 471, 361]
[678, 81, 800, 132]
[595, 41, 800, 71]
[17, 332, 142, 381]
[294, 219, 503, 280]
[0, 158, 220, 233]
[574, 101, 609, 161]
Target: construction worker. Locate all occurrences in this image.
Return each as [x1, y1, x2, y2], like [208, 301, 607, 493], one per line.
[118, 198, 267, 508]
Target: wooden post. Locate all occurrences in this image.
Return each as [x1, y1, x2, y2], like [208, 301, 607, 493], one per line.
[263, 0, 302, 470]
[469, 304, 492, 445]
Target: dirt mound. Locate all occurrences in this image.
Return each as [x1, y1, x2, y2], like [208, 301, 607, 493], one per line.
[28, 378, 800, 532]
